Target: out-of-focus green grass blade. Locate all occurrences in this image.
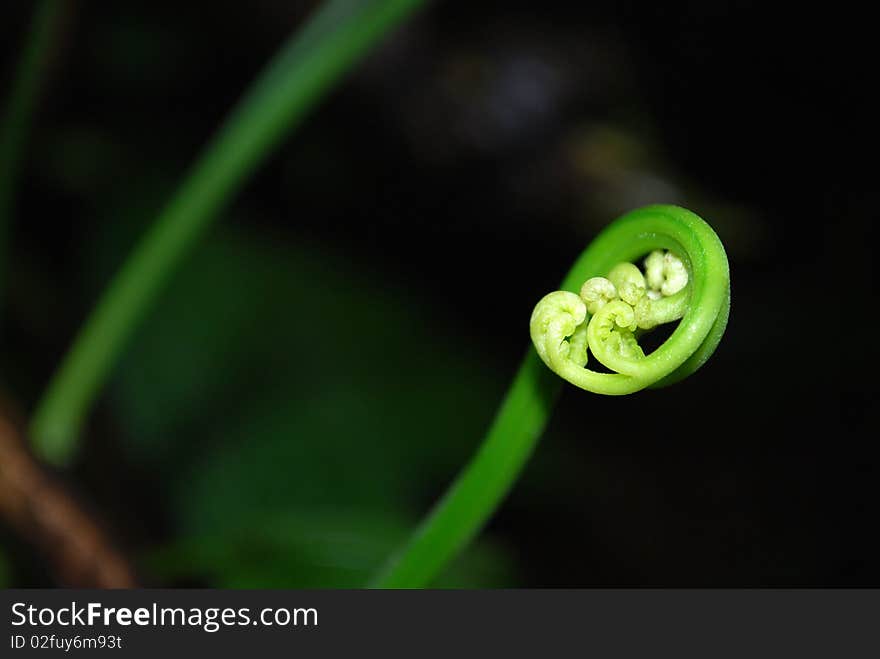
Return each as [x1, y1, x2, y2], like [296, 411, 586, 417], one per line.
[84, 219, 512, 587]
[0, 0, 65, 305]
[29, 0, 425, 464]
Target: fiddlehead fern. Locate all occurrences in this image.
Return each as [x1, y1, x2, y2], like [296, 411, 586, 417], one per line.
[531, 204, 730, 393]
[372, 204, 729, 588]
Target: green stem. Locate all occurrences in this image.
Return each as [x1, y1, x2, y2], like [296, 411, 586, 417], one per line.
[373, 205, 730, 587]
[29, 0, 425, 464]
[371, 351, 562, 588]
[0, 0, 65, 304]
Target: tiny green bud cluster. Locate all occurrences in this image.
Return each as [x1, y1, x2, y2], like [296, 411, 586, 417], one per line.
[645, 250, 688, 297]
[529, 249, 691, 391]
[577, 250, 689, 331]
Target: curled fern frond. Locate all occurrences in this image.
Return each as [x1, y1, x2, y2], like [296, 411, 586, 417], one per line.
[373, 205, 730, 589]
[530, 205, 730, 394]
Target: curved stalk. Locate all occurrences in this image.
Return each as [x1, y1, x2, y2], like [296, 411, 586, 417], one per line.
[372, 205, 730, 587]
[371, 351, 561, 588]
[29, 0, 425, 464]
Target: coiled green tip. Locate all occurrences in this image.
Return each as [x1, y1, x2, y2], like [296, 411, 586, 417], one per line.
[529, 205, 730, 395]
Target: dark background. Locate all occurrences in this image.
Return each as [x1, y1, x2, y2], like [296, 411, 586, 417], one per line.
[0, 1, 874, 586]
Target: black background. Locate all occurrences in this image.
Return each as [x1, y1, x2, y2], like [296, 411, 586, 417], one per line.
[0, 1, 874, 587]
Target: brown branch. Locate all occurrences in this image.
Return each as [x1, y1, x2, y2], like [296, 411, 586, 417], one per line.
[0, 408, 137, 587]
